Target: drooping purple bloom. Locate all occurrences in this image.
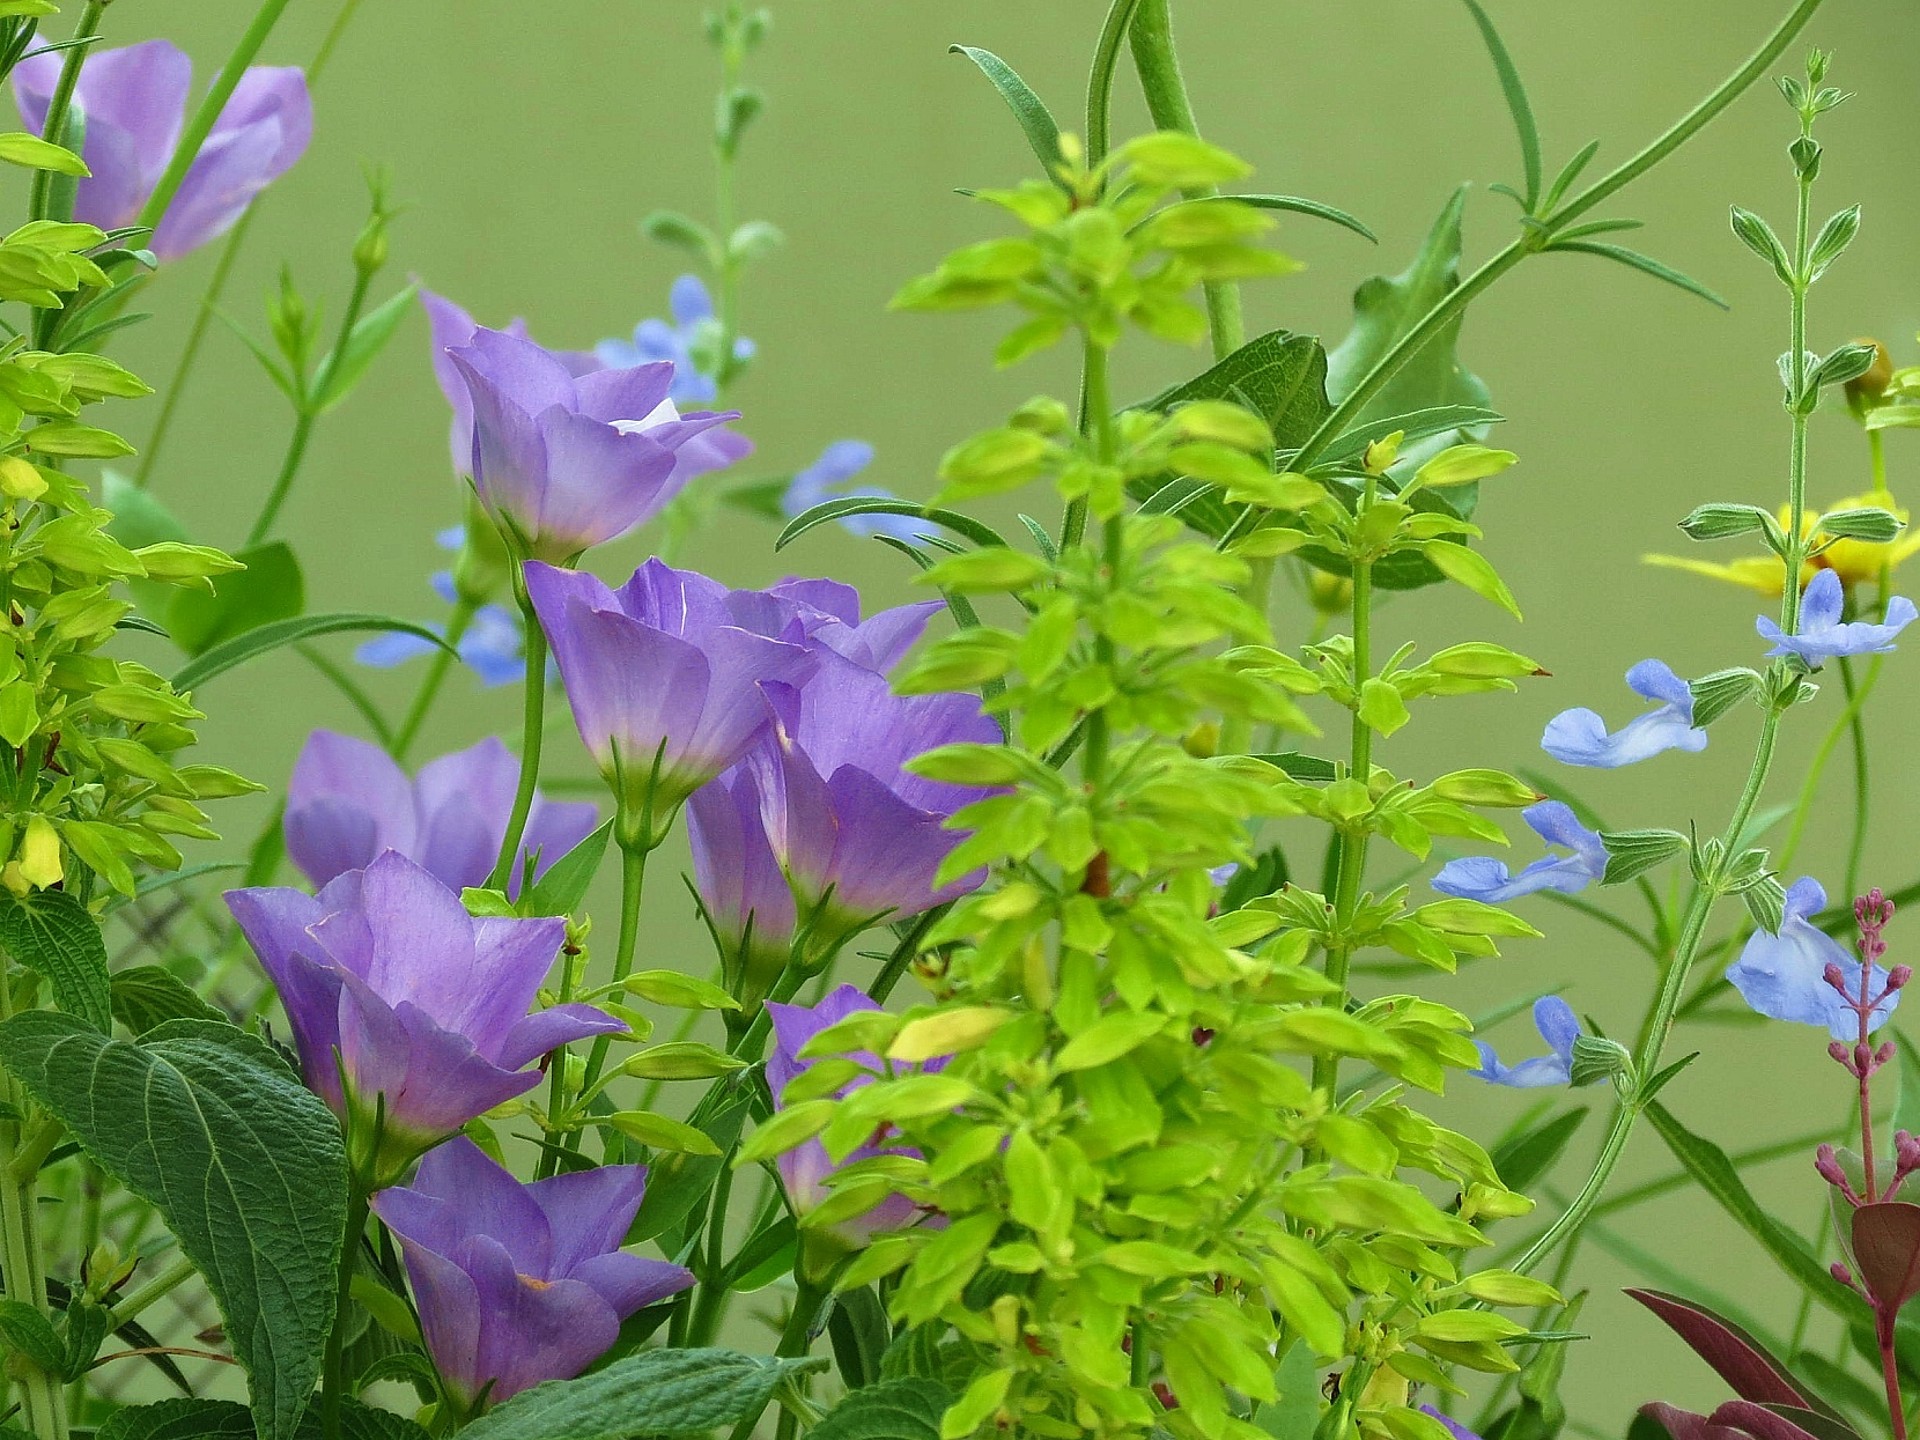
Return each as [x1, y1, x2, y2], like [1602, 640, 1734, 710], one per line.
[1541, 659, 1707, 768]
[371, 1138, 692, 1409]
[766, 984, 939, 1247]
[1726, 877, 1900, 1040]
[524, 560, 816, 841]
[1432, 801, 1606, 904]
[284, 731, 597, 897]
[781, 440, 927, 542]
[750, 645, 1000, 936]
[722, 576, 941, 675]
[595, 275, 753, 406]
[226, 852, 620, 1183]
[13, 40, 311, 261]
[1472, 997, 1582, 1088]
[687, 768, 796, 1010]
[356, 570, 526, 688]
[1758, 568, 1918, 664]
[1418, 1409, 1484, 1440]
[447, 326, 750, 561]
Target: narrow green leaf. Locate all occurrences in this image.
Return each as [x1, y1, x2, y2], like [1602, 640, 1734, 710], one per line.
[1551, 240, 1729, 310]
[0, 1016, 349, 1440]
[1457, 0, 1542, 207]
[775, 497, 1008, 553]
[172, 613, 457, 692]
[166, 540, 305, 657]
[948, 47, 1061, 175]
[313, 284, 420, 412]
[519, 819, 612, 917]
[1490, 1105, 1588, 1192]
[1217, 193, 1377, 242]
[0, 132, 87, 175]
[0, 888, 111, 1032]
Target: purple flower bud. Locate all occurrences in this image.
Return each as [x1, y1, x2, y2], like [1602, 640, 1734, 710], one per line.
[687, 768, 795, 1010]
[447, 326, 747, 561]
[12, 42, 311, 260]
[371, 1138, 692, 1408]
[524, 560, 816, 844]
[1830, 1040, 1852, 1066]
[1832, 1261, 1857, 1290]
[1890, 966, 1912, 990]
[226, 852, 622, 1185]
[285, 731, 597, 898]
[1815, 1143, 1857, 1201]
[1823, 962, 1849, 994]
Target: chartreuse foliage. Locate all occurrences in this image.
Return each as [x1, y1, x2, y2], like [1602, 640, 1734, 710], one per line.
[743, 129, 1565, 1440]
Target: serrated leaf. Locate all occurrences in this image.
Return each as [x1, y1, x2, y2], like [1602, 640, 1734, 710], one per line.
[110, 965, 225, 1035]
[0, 888, 111, 1033]
[811, 1377, 949, 1440]
[0, 1015, 348, 1440]
[457, 1348, 827, 1440]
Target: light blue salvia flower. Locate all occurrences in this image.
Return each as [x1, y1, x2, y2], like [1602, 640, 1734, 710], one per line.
[1725, 877, 1900, 1040]
[1758, 568, 1918, 664]
[595, 275, 754, 406]
[1432, 801, 1605, 904]
[1473, 997, 1582, 1088]
[782, 440, 926, 542]
[1541, 659, 1707, 768]
[356, 530, 525, 687]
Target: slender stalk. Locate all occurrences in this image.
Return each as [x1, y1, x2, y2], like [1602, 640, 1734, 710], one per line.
[1881, 1315, 1909, 1440]
[486, 584, 550, 892]
[246, 265, 375, 547]
[0, 967, 67, 1440]
[1839, 656, 1871, 902]
[579, 845, 649, 1096]
[105, 1256, 199, 1329]
[727, 1280, 823, 1440]
[1780, 652, 1886, 870]
[1079, 340, 1118, 787]
[134, 0, 367, 489]
[390, 598, 479, 761]
[1085, 0, 1146, 166]
[25, 1, 104, 226]
[685, 1157, 736, 1347]
[133, 0, 297, 239]
[320, 1187, 371, 1440]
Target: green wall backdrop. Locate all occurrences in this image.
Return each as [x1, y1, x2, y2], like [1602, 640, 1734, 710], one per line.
[61, 1, 1920, 1431]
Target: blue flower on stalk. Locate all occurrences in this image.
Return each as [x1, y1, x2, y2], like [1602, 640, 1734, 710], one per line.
[1541, 660, 1707, 768]
[1432, 801, 1605, 904]
[1473, 997, 1583, 1088]
[1726, 877, 1900, 1040]
[1758, 569, 1918, 664]
[595, 275, 754, 406]
[782, 440, 927, 542]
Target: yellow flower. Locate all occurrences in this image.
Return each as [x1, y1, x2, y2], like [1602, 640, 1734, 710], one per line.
[1643, 491, 1920, 597]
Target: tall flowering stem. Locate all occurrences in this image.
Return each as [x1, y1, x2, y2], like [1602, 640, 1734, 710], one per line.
[486, 582, 549, 893]
[24, 0, 104, 226]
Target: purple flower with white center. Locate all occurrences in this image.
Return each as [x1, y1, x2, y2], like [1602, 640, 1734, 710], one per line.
[782, 440, 927, 542]
[1432, 801, 1606, 904]
[723, 576, 941, 675]
[371, 1138, 692, 1409]
[1726, 877, 1900, 1040]
[751, 645, 1000, 939]
[448, 326, 749, 562]
[767, 984, 940, 1248]
[595, 275, 753, 406]
[356, 570, 525, 688]
[687, 768, 795, 1011]
[524, 560, 816, 844]
[285, 731, 597, 897]
[1541, 659, 1707, 768]
[225, 851, 621, 1184]
[1758, 568, 1918, 664]
[421, 290, 598, 477]
[1472, 997, 1583, 1088]
[12, 41, 311, 261]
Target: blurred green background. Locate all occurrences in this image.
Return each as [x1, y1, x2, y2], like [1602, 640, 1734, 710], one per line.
[53, 0, 1920, 1432]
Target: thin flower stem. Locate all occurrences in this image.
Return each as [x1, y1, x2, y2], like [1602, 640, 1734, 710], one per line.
[105, 1256, 199, 1329]
[686, 1156, 736, 1348]
[389, 598, 479, 761]
[135, 0, 367, 489]
[1882, 1316, 1910, 1440]
[1085, 0, 1147, 166]
[728, 1279, 823, 1440]
[132, 0, 296, 240]
[0, 962, 68, 1440]
[1840, 656, 1871, 903]
[25, 1, 104, 226]
[486, 586, 550, 892]
[1780, 652, 1886, 870]
[579, 844, 650, 1098]
[320, 1186, 371, 1440]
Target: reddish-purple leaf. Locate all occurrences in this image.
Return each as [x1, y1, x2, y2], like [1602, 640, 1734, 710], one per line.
[1756, 1406, 1863, 1440]
[1626, 1290, 1841, 1421]
[1640, 1403, 1749, 1440]
[1851, 1202, 1920, 1311]
[1708, 1402, 1827, 1440]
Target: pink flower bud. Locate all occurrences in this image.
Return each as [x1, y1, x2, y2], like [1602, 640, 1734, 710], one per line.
[1824, 962, 1850, 994]
[1830, 1040, 1852, 1066]
[1891, 966, 1913, 991]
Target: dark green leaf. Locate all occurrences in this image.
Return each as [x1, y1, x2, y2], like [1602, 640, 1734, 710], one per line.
[948, 47, 1061, 175]
[0, 1298, 66, 1374]
[718, 476, 791, 522]
[631, 1079, 753, 1244]
[828, 1286, 892, 1392]
[458, 1348, 828, 1440]
[1550, 241, 1729, 310]
[60, 1298, 111, 1381]
[0, 1015, 349, 1440]
[0, 888, 111, 1033]
[810, 1378, 950, 1440]
[167, 540, 304, 657]
[313, 285, 419, 412]
[1490, 1105, 1589, 1192]
[110, 965, 226, 1035]
[172, 613, 458, 693]
[520, 819, 612, 917]
[1216, 193, 1376, 242]
[775, 498, 1008, 553]
[1321, 405, 1505, 466]
[1251, 752, 1338, 784]
[99, 1397, 429, 1440]
[1457, 0, 1542, 206]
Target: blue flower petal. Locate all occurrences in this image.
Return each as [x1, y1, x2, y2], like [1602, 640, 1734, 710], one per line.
[1473, 997, 1583, 1088]
[1542, 660, 1707, 768]
[1726, 874, 1900, 1040]
[1759, 571, 1918, 663]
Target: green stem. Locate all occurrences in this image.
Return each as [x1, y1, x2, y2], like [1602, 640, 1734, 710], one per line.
[1085, 0, 1146, 166]
[0, 969, 67, 1439]
[686, 1155, 736, 1347]
[246, 265, 374, 547]
[579, 844, 649, 1096]
[26, 1, 104, 226]
[320, 1187, 371, 1440]
[105, 1256, 198, 1329]
[1079, 339, 1119, 786]
[486, 584, 549, 892]
[1779, 652, 1886, 871]
[133, 0, 297, 240]
[1839, 656, 1870, 902]
[728, 1279, 823, 1440]
[390, 598, 479, 761]
[133, 0, 366, 490]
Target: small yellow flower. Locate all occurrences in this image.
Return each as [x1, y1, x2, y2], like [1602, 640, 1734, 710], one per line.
[16, 817, 62, 891]
[1644, 490, 1920, 597]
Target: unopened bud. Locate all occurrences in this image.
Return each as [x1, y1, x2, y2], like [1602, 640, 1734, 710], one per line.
[17, 817, 60, 891]
[1823, 962, 1849, 994]
[1856, 1042, 1875, 1073]
[1877, 1040, 1898, 1068]
[1889, 965, 1912, 991]
[1830, 1040, 1852, 1065]
[1846, 339, 1895, 413]
[1832, 1261, 1857, 1289]
[1816, 1143, 1850, 1191]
